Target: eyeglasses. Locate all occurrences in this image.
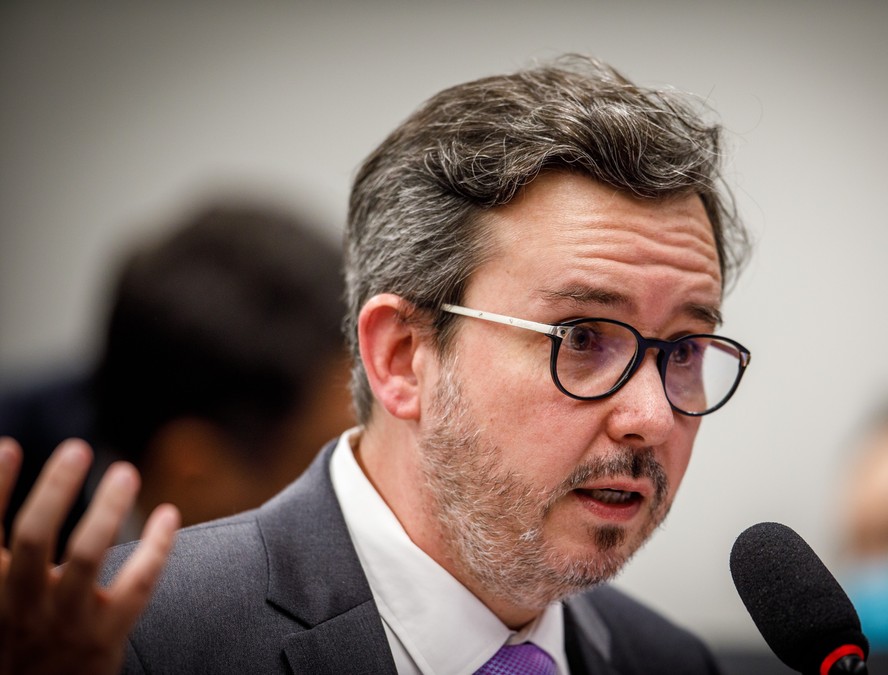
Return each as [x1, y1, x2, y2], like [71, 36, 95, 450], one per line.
[440, 304, 751, 417]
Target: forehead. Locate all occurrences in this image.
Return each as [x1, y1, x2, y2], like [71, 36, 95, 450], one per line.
[467, 171, 722, 325]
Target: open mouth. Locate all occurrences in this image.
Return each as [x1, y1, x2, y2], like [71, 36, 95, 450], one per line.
[576, 488, 641, 506]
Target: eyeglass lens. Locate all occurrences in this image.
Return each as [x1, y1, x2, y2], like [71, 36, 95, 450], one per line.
[555, 321, 745, 414]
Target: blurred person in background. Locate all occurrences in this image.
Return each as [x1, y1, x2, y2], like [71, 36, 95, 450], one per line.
[839, 404, 888, 652]
[0, 202, 354, 556]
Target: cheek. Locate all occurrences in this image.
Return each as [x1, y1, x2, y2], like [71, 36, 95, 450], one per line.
[662, 421, 700, 495]
[456, 328, 554, 421]
[468, 380, 608, 486]
[456, 334, 589, 469]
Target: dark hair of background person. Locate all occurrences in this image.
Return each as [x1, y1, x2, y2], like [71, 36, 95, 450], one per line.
[1, 202, 354, 559]
[94, 203, 349, 469]
[344, 54, 752, 423]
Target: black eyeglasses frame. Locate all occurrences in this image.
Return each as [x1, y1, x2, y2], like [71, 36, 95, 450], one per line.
[440, 303, 751, 417]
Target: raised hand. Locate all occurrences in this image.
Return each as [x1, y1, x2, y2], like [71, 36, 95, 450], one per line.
[0, 437, 180, 675]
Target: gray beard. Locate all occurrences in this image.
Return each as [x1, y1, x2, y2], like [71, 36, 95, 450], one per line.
[416, 360, 670, 613]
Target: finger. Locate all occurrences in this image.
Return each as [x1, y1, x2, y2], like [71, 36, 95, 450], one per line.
[106, 503, 179, 633]
[0, 437, 23, 548]
[54, 462, 140, 616]
[7, 439, 93, 604]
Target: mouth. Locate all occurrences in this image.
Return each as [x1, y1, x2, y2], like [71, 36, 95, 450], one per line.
[578, 488, 641, 505]
[557, 449, 667, 526]
[572, 487, 644, 522]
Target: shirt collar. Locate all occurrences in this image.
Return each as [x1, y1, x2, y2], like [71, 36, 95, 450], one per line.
[330, 429, 568, 674]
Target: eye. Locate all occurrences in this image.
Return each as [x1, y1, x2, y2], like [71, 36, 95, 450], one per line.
[670, 338, 703, 367]
[565, 324, 604, 352]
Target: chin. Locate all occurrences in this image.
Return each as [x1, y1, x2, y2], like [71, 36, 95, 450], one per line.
[545, 516, 663, 587]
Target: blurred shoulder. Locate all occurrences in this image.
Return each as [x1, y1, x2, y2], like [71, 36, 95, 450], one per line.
[101, 508, 265, 589]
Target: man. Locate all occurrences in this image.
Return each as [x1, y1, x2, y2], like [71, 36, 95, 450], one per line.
[0, 55, 751, 674]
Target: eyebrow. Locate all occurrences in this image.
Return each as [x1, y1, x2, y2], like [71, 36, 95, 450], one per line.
[685, 303, 724, 328]
[541, 286, 633, 309]
[539, 286, 724, 328]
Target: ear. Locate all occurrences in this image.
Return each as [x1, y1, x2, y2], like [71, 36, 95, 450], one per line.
[358, 293, 429, 421]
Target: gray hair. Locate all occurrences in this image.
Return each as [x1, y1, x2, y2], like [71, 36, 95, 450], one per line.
[345, 55, 751, 423]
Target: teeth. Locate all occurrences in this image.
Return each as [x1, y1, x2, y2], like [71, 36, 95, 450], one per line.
[586, 488, 635, 504]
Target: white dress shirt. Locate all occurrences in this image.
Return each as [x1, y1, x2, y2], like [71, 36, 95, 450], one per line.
[330, 429, 569, 675]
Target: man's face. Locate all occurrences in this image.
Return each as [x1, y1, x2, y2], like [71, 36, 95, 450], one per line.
[416, 171, 722, 615]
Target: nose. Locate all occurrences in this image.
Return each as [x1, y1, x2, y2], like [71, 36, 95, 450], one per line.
[604, 350, 675, 447]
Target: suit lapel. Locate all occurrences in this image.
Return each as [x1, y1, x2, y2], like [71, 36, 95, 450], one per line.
[256, 442, 397, 674]
[282, 600, 396, 674]
[564, 594, 620, 675]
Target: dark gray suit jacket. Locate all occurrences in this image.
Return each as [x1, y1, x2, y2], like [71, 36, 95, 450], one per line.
[101, 442, 721, 674]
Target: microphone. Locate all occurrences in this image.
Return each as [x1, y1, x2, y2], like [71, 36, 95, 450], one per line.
[730, 522, 869, 675]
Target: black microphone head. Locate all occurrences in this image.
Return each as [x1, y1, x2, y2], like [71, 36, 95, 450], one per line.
[730, 522, 869, 674]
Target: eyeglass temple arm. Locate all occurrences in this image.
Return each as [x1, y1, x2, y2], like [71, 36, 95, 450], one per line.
[441, 304, 566, 338]
[709, 337, 752, 366]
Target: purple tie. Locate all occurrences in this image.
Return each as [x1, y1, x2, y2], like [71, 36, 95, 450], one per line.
[474, 642, 557, 675]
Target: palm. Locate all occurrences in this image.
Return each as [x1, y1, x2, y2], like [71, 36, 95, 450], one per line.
[0, 438, 178, 675]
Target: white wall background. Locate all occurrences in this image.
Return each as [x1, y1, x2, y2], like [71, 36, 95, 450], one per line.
[2, 0, 887, 650]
